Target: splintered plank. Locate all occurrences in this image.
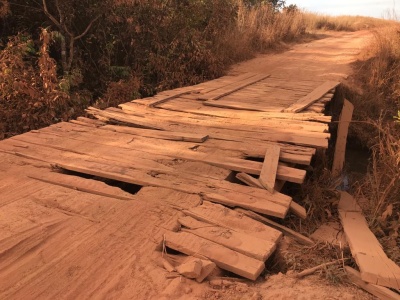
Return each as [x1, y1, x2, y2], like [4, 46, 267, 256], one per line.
[200, 73, 271, 100]
[259, 145, 281, 193]
[0, 137, 291, 218]
[164, 231, 265, 280]
[235, 208, 314, 246]
[338, 192, 400, 290]
[87, 107, 329, 148]
[283, 81, 340, 113]
[178, 216, 275, 261]
[184, 201, 282, 243]
[344, 267, 400, 300]
[235, 172, 306, 219]
[332, 99, 354, 176]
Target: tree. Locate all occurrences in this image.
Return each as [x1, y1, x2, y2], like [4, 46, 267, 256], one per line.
[41, 0, 101, 77]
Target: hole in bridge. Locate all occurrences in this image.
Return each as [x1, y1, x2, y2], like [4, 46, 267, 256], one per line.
[55, 168, 143, 195]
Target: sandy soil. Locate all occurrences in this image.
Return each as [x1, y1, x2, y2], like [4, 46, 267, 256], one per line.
[0, 30, 377, 300]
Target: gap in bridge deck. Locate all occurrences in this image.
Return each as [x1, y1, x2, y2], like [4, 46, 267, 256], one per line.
[56, 168, 143, 195]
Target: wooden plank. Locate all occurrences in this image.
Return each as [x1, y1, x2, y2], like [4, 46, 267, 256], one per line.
[164, 231, 265, 280]
[339, 191, 400, 290]
[42, 121, 313, 167]
[28, 173, 136, 201]
[0, 139, 291, 218]
[332, 99, 354, 176]
[235, 172, 307, 219]
[259, 145, 280, 193]
[120, 102, 328, 134]
[160, 98, 332, 123]
[184, 202, 282, 243]
[235, 208, 314, 246]
[87, 107, 329, 148]
[345, 266, 400, 300]
[178, 216, 275, 261]
[200, 73, 271, 100]
[283, 81, 340, 113]
[15, 129, 306, 184]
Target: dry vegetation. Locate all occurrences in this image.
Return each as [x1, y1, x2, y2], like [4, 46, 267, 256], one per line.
[0, 0, 393, 138]
[346, 25, 400, 263]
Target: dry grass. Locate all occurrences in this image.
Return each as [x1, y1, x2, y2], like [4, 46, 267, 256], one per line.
[302, 13, 392, 31]
[343, 25, 400, 263]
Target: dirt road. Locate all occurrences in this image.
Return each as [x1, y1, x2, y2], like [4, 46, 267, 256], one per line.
[0, 31, 374, 300]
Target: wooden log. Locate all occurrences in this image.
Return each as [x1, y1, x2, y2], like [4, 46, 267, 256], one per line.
[164, 231, 265, 280]
[339, 192, 400, 290]
[283, 81, 340, 113]
[179, 216, 275, 261]
[259, 145, 281, 193]
[235, 208, 314, 246]
[332, 99, 354, 176]
[345, 266, 400, 300]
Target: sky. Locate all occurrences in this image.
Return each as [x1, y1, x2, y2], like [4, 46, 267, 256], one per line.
[284, 0, 399, 18]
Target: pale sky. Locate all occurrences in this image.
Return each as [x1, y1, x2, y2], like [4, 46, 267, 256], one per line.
[285, 0, 399, 18]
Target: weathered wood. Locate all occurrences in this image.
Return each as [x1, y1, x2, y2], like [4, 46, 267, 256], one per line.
[179, 216, 275, 261]
[332, 99, 354, 176]
[164, 231, 265, 280]
[184, 202, 282, 243]
[200, 73, 271, 100]
[235, 172, 307, 219]
[235, 208, 314, 246]
[283, 81, 340, 113]
[339, 192, 400, 290]
[345, 266, 400, 300]
[0, 138, 292, 219]
[259, 145, 281, 193]
[87, 106, 329, 148]
[14, 129, 306, 184]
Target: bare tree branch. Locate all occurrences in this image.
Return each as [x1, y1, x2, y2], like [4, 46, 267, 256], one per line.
[74, 14, 101, 40]
[42, 0, 61, 29]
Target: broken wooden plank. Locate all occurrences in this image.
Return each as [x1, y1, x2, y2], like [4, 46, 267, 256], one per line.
[201, 73, 271, 100]
[235, 208, 314, 246]
[283, 81, 340, 113]
[332, 99, 354, 176]
[87, 106, 329, 149]
[345, 266, 400, 300]
[20, 128, 306, 184]
[179, 216, 275, 261]
[259, 145, 280, 193]
[164, 231, 265, 280]
[339, 191, 400, 290]
[235, 172, 307, 219]
[184, 202, 282, 243]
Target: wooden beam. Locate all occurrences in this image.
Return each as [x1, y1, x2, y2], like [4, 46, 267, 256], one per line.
[283, 81, 340, 113]
[259, 145, 281, 193]
[201, 73, 271, 100]
[235, 208, 314, 246]
[179, 216, 275, 261]
[235, 172, 307, 219]
[164, 231, 265, 280]
[184, 202, 282, 243]
[332, 99, 354, 176]
[345, 266, 400, 300]
[339, 192, 400, 290]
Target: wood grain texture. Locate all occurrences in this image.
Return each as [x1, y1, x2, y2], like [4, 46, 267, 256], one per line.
[259, 145, 281, 193]
[332, 99, 354, 176]
[339, 192, 400, 290]
[283, 81, 340, 113]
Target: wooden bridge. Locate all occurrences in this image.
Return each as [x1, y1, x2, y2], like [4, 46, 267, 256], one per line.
[2, 31, 398, 299]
